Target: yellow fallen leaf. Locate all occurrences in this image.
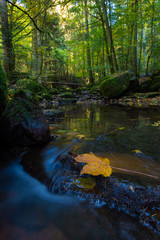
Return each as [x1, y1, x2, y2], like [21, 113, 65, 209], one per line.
[132, 149, 142, 154]
[77, 135, 85, 139]
[74, 153, 112, 177]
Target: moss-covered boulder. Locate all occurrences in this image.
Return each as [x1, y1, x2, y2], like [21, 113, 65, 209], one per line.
[59, 92, 75, 98]
[100, 73, 139, 99]
[0, 90, 50, 147]
[16, 79, 41, 94]
[151, 69, 160, 79]
[149, 76, 160, 92]
[138, 80, 151, 93]
[0, 65, 8, 116]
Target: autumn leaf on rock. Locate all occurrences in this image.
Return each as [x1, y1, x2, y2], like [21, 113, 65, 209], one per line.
[132, 149, 142, 154]
[74, 153, 112, 177]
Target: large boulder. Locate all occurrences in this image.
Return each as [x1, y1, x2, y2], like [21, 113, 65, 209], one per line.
[0, 90, 50, 147]
[151, 69, 160, 79]
[100, 73, 139, 99]
[149, 76, 160, 92]
[0, 65, 8, 116]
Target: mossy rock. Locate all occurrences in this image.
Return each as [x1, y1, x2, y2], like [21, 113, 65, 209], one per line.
[0, 65, 8, 115]
[138, 80, 151, 93]
[0, 90, 50, 147]
[16, 79, 41, 94]
[151, 69, 160, 79]
[59, 92, 75, 98]
[100, 72, 138, 99]
[51, 88, 59, 95]
[41, 92, 53, 100]
[149, 76, 160, 92]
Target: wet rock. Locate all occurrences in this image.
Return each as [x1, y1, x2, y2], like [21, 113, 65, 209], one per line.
[0, 90, 50, 147]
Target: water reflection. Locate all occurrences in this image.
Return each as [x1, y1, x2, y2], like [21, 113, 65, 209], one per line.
[49, 104, 160, 182]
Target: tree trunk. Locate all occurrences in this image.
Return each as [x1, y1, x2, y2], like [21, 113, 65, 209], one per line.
[146, 0, 155, 76]
[133, 0, 138, 77]
[138, 0, 143, 76]
[101, 0, 118, 73]
[0, 0, 14, 79]
[96, 0, 114, 73]
[32, 21, 39, 79]
[84, 0, 94, 84]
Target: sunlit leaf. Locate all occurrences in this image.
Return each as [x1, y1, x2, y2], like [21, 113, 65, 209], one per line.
[152, 121, 160, 127]
[132, 149, 142, 154]
[119, 127, 125, 130]
[77, 135, 85, 139]
[74, 177, 96, 189]
[74, 153, 112, 177]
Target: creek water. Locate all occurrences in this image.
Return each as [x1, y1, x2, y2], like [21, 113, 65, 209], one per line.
[0, 104, 160, 239]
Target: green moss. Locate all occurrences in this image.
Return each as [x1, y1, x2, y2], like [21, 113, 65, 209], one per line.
[59, 92, 75, 98]
[151, 69, 160, 79]
[149, 76, 160, 91]
[100, 72, 133, 99]
[41, 92, 53, 100]
[17, 79, 41, 93]
[3, 90, 38, 121]
[51, 88, 59, 95]
[0, 65, 8, 108]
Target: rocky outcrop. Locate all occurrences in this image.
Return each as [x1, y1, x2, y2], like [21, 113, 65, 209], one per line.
[0, 90, 50, 147]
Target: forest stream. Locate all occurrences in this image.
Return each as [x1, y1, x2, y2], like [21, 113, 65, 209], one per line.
[0, 104, 160, 240]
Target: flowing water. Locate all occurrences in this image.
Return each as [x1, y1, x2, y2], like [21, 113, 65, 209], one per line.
[0, 104, 160, 239]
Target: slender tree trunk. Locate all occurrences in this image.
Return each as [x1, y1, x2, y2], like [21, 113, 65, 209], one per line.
[146, 0, 155, 76]
[133, 0, 138, 77]
[138, 0, 143, 76]
[0, 0, 14, 79]
[101, 0, 118, 73]
[32, 21, 39, 78]
[96, 0, 114, 73]
[84, 0, 94, 84]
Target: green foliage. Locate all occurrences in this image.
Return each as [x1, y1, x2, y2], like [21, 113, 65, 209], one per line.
[0, 65, 8, 112]
[17, 79, 41, 94]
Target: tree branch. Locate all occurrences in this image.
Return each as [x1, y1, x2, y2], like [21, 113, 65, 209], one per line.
[6, 0, 45, 33]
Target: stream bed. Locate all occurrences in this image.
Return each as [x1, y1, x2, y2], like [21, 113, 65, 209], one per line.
[0, 104, 160, 239]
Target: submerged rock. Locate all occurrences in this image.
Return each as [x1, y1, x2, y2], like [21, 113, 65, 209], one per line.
[0, 90, 50, 147]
